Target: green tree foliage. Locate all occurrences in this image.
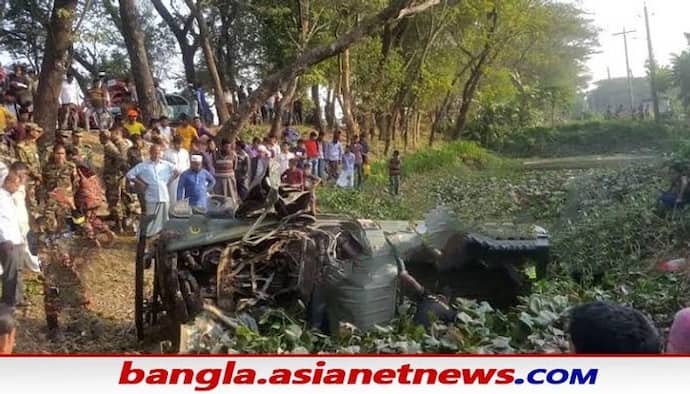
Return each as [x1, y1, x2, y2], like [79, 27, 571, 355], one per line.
[672, 50, 690, 113]
[1, 0, 599, 144]
[0, 0, 52, 69]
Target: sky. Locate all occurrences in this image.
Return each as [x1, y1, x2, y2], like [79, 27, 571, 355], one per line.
[575, 0, 689, 86]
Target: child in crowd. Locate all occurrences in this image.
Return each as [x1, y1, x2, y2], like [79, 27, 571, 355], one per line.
[351, 135, 364, 187]
[388, 150, 401, 195]
[281, 158, 304, 191]
[567, 301, 661, 354]
[293, 139, 308, 168]
[278, 142, 295, 176]
[304, 131, 320, 174]
[303, 163, 321, 215]
[337, 145, 355, 188]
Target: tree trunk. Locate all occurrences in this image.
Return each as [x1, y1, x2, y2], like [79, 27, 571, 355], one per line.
[376, 113, 386, 142]
[271, 78, 298, 136]
[390, 106, 401, 143]
[413, 111, 421, 148]
[429, 112, 437, 147]
[452, 9, 497, 140]
[340, 49, 360, 139]
[361, 112, 372, 141]
[119, 0, 158, 123]
[453, 67, 483, 139]
[403, 110, 409, 151]
[181, 45, 198, 84]
[151, 0, 199, 84]
[323, 85, 335, 130]
[217, 0, 445, 143]
[186, 0, 229, 125]
[368, 113, 376, 142]
[384, 112, 396, 156]
[333, 76, 342, 133]
[310, 84, 324, 132]
[34, 0, 79, 142]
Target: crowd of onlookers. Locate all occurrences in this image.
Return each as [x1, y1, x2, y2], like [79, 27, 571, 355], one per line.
[0, 88, 405, 344]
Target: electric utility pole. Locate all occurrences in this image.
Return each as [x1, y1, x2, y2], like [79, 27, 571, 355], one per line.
[613, 27, 636, 113]
[644, 2, 660, 122]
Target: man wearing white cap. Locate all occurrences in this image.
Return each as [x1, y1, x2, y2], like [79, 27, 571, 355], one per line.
[177, 155, 216, 210]
[249, 144, 271, 190]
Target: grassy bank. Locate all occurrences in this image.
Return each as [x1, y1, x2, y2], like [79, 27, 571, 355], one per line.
[486, 120, 690, 158]
[317, 140, 503, 220]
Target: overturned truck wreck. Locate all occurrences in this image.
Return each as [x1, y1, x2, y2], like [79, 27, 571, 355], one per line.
[134, 179, 550, 351]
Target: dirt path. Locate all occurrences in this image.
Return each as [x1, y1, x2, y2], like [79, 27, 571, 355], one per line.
[14, 235, 147, 353]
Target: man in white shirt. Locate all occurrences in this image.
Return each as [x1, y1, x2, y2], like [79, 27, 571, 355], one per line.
[126, 144, 179, 237]
[8, 162, 39, 273]
[0, 172, 25, 308]
[58, 72, 83, 130]
[163, 135, 190, 206]
[0, 162, 38, 273]
[325, 134, 344, 181]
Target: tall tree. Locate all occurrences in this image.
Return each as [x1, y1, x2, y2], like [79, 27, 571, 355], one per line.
[185, 0, 229, 124]
[33, 0, 79, 139]
[117, 0, 158, 122]
[672, 50, 690, 114]
[340, 48, 360, 138]
[151, 0, 199, 84]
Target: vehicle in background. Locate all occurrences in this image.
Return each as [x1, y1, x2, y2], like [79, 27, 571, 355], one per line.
[76, 80, 196, 129]
[165, 94, 193, 123]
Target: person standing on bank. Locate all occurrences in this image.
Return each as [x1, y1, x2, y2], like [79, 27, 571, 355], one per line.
[388, 150, 401, 196]
[214, 140, 239, 207]
[126, 144, 179, 237]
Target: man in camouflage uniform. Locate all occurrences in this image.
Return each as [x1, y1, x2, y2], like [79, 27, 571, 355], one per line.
[113, 129, 140, 231]
[127, 134, 148, 210]
[40, 144, 78, 233]
[39, 146, 92, 342]
[41, 238, 93, 341]
[14, 124, 42, 218]
[67, 128, 93, 168]
[41, 130, 71, 167]
[38, 187, 93, 342]
[101, 129, 129, 232]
